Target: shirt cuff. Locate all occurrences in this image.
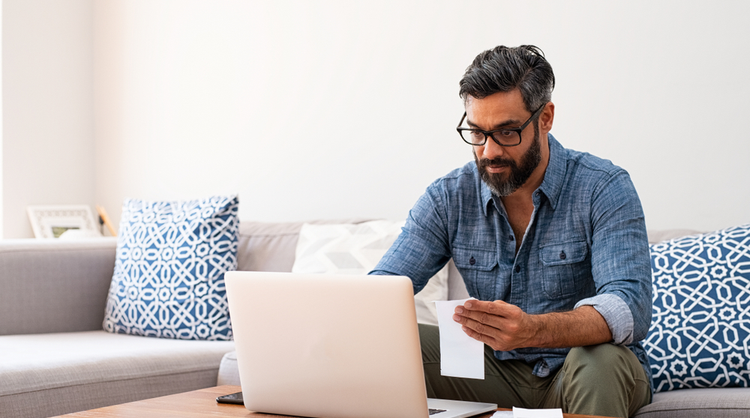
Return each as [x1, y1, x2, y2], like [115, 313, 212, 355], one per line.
[574, 293, 634, 345]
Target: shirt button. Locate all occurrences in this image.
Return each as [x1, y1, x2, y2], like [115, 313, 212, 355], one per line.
[469, 256, 476, 266]
[515, 265, 521, 273]
[559, 251, 566, 260]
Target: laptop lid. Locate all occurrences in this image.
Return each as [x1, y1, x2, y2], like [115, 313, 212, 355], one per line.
[225, 271, 496, 418]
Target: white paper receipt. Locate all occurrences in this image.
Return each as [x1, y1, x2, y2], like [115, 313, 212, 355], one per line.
[511, 407, 563, 418]
[434, 298, 485, 379]
[490, 408, 562, 418]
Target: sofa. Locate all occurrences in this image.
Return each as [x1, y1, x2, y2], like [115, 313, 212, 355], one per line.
[0, 237, 236, 418]
[0, 218, 434, 418]
[2, 220, 750, 418]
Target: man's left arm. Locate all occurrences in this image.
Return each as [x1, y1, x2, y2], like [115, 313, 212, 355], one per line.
[454, 300, 611, 351]
[575, 169, 653, 346]
[455, 170, 652, 350]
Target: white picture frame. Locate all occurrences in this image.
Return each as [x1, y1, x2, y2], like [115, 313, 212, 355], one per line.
[26, 205, 101, 238]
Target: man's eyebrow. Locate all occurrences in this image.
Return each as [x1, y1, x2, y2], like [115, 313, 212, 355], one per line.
[466, 117, 523, 130]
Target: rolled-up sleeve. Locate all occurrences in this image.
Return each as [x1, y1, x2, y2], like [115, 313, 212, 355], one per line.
[575, 293, 635, 344]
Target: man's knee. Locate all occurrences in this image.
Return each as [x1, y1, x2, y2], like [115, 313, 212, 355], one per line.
[566, 343, 631, 377]
[560, 344, 650, 417]
[563, 343, 642, 390]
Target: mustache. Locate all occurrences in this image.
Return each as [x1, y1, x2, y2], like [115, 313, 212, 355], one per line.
[477, 157, 516, 168]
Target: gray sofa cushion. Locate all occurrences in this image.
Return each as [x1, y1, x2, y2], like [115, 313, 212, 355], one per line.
[635, 387, 750, 418]
[0, 330, 234, 418]
[0, 238, 118, 335]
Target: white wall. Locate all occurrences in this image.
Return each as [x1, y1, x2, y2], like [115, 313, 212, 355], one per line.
[91, 0, 750, 233]
[4, 1, 750, 237]
[92, 0, 476, 230]
[2, 0, 94, 238]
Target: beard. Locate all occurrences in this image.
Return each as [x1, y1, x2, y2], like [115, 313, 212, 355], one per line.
[474, 125, 542, 197]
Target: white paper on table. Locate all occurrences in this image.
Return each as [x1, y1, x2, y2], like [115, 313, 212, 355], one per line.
[490, 411, 514, 418]
[512, 407, 563, 418]
[434, 298, 484, 379]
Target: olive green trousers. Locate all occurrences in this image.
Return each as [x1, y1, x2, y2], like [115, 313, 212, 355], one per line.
[418, 324, 651, 418]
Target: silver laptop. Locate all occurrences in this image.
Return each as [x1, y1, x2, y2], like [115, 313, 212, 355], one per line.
[225, 271, 497, 418]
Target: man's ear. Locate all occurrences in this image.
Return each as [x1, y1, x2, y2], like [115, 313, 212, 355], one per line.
[540, 102, 555, 133]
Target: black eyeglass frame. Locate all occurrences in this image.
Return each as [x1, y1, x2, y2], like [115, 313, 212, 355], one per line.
[456, 103, 546, 147]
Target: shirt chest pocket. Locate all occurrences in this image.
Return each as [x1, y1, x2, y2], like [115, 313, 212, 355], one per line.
[452, 246, 498, 300]
[539, 241, 590, 299]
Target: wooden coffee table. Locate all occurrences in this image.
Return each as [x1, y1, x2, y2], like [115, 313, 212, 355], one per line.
[55, 385, 608, 418]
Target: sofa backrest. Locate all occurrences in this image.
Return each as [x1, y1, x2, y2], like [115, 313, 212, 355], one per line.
[0, 238, 118, 335]
[237, 220, 470, 300]
[646, 229, 703, 244]
[237, 221, 313, 272]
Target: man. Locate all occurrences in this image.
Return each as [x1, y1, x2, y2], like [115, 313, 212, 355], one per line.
[371, 45, 652, 417]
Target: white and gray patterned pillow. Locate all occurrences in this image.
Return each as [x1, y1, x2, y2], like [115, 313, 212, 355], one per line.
[291, 220, 449, 325]
[103, 195, 239, 340]
[645, 223, 750, 392]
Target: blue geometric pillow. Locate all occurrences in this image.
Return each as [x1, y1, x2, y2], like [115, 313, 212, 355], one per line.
[644, 223, 750, 392]
[103, 195, 239, 340]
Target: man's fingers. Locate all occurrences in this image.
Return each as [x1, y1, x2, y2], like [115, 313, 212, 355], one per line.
[468, 315, 487, 335]
[464, 299, 511, 315]
[453, 309, 499, 329]
[458, 314, 497, 338]
[454, 303, 510, 329]
[461, 322, 502, 351]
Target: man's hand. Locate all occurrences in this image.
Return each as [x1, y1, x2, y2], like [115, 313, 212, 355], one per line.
[453, 300, 613, 351]
[453, 300, 538, 351]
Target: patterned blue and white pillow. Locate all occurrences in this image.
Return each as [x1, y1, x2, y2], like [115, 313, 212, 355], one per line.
[644, 223, 750, 392]
[103, 195, 239, 340]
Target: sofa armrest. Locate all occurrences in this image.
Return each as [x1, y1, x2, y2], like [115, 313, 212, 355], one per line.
[0, 238, 117, 335]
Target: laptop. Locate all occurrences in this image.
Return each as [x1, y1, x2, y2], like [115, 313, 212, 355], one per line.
[224, 271, 497, 418]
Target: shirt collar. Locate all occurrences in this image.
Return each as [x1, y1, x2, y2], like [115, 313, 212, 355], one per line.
[478, 133, 566, 216]
[537, 133, 565, 210]
[480, 173, 495, 217]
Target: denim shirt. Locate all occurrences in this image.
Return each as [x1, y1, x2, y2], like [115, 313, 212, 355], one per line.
[371, 134, 652, 383]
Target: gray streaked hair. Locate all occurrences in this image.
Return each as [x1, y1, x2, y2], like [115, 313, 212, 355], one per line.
[459, 45, 555, 112]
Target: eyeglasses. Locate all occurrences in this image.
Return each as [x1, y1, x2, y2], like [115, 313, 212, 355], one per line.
[456, 104, 546, 147]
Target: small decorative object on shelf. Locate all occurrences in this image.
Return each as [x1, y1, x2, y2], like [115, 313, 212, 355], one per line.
[96, 205, 117, 236]
[26, 205, 101, 238]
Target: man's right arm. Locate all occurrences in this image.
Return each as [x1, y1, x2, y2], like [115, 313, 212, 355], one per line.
[369, 185, 452, 293]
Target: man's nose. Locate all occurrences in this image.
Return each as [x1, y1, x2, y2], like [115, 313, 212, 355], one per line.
[480, 135, 505, 159]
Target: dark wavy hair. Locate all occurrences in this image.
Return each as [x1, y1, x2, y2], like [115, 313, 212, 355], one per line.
[459, 45, 555, 113]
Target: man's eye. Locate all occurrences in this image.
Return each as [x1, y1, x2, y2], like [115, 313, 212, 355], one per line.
[497, 130, 514, 138]
[469, 131, 484, 140]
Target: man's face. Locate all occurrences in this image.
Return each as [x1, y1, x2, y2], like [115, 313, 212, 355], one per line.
[465, 90, 544, 197]
[473, 126, 541, 197]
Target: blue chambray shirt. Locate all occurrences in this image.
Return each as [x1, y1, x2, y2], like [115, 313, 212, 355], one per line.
[371, 134, 652, 383]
